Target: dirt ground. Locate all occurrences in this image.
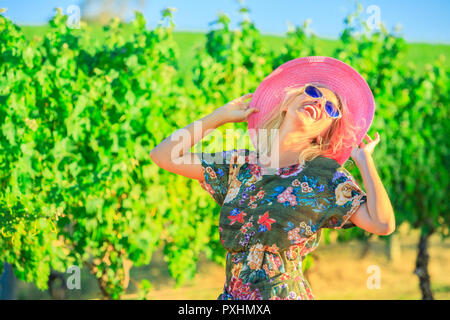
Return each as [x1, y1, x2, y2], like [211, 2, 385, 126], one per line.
[13, 226, 450, 300]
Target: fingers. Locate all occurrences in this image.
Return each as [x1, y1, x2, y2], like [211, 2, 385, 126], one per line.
[241, 101, 251, 109]
[364, 132, 381, 143]
[229, 93, 253, 107]
[245, 108, 259, 117]
[238, 92, 254, 101]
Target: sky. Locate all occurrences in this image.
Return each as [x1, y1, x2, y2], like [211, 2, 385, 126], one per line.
[1, 0, 449, 43]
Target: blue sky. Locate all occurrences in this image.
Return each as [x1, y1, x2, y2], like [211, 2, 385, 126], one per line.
[1, 0, 449, 43]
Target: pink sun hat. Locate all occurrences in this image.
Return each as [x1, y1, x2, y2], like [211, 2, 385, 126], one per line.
[247, 56, 375, 166]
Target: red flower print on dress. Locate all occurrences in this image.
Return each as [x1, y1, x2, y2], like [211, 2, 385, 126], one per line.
[304, 284, 314, 299]
[287, 227, 303, 244]
[263, 264, 275, 277]
[292, 179, 301, 187]
[205, 167, 217, 179]
[300, 241, 318, 257]
[277, 187, 297, 206]
[249, 164, 262, 178]
[286, 246, 298, 260]
[257, 211, 276, 232]
[228, 275, 262, 300]
[248, 195, 258, 208]
[256, 190, 265, 199]
[219, 226, 225, 245]
[200, 181, 215, 195]
[329, 216, 338, 226]
[263, 243, 280, 254]
[240, 222, 253, 234]
[301, 182, 313, 193]
[228, 210, 247, 225]
[267, 253, 282, 271]
[278, 164, 304, 178]
[279, 273, 291, 281]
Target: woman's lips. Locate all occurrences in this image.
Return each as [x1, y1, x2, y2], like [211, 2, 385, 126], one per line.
[302, 105, 318, 120]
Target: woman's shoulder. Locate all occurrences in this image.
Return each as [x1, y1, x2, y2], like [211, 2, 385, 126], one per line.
[309, 156, 341, 170]
[296, 155, 341, 179]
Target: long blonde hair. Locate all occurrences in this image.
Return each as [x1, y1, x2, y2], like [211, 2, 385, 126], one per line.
[256, 82, 360, 166]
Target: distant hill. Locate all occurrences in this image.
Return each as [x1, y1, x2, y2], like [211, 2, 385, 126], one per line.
[19, 25, 450, 76]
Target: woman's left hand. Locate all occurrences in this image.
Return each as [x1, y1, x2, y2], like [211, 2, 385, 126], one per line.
[351, 132, 380, 165]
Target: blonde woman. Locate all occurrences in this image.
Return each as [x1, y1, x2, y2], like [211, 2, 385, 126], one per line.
[150, 56, 395, 300]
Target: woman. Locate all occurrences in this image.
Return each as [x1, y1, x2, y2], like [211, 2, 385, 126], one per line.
[150, 56, 395, 300]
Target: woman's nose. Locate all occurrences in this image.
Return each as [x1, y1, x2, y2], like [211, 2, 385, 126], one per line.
[313, 100, 325, 118]
[313, 100, 322, 108]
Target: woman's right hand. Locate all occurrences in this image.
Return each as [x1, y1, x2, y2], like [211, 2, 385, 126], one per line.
[150, 92, 258, 182]
[214, 93, 259, 123]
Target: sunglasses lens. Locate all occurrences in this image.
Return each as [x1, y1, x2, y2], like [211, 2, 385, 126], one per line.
[305, 85, 322, 98]
[325, 101, 340, 118]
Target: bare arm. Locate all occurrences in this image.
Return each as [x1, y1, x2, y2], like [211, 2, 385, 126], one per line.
[349, 133, 396, 235]
[149, 93, 257, 181]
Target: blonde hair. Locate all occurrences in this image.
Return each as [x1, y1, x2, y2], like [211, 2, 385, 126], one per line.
[256, 82, 361, 166]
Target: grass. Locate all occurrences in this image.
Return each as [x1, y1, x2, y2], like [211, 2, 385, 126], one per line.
[172, 31, 450, 75]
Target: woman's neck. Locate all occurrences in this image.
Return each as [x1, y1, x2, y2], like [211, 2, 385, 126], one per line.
[261, 118, 313, 169]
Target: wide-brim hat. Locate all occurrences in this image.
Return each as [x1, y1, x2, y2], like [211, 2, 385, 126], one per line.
[247, 56, 375, 166]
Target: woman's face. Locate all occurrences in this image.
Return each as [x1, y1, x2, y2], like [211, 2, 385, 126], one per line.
[282, 86, 340, 138]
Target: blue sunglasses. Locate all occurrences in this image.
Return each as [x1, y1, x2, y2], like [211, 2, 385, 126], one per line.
[304, 85, 342, 119]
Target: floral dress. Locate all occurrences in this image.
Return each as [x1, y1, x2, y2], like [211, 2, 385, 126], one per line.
[199, 148, 367, 300]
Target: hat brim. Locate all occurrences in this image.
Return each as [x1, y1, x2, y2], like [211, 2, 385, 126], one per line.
[247, 56, 375, 166]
